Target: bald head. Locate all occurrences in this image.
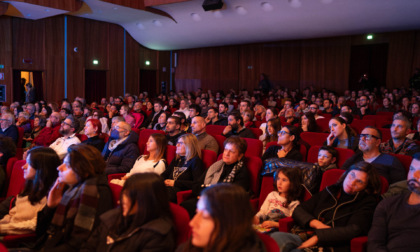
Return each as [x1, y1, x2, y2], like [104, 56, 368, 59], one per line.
[50, 112, 61, 126]
[191, 116, 206, 135]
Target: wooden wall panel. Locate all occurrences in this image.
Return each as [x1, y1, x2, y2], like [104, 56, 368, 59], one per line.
[44, 16, 64, 102]
[386, 31, 416, 90]
[158, 50, 171, 93]
[413, 31, 420, 70]
[12, 18, 45, 70]
[238, 44, 262, 91]
[125, 32, 140, 96]
[299, 39, 327, 90]
[323, 37, 351, 93]
[276, 41, 301, 89]
[67, 16, 85, 101]
[0, 16, 12, 104]
[108, 23, 124, 97]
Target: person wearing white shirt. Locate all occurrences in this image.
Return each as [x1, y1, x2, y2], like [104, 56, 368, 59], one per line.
[49, 116, 81, 159]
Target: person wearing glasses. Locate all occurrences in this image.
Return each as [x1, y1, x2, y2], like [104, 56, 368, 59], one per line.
[308, 104, 325, 120]
[271, 161, 381, 252]
[102, 121, 140, 175]
[341, 126, 406, 184]
[262, 125, 303, 162]
[161, 134, 204, 203]
[49, 115, 81, 159]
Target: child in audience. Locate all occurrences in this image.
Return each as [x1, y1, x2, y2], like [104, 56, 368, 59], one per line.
[178, 183, 266, 252]
[254, 167, 304, 230]
[81, 173, 175, 252]
[110, 134, 167, 186]
[0, 147, 60, 235]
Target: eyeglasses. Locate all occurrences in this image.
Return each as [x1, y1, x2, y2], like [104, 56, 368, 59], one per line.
[359, 134, 380, 140]
[278, 130, 291, 136]
[61, 121, 72, 127]
[176, 141, 185, 145]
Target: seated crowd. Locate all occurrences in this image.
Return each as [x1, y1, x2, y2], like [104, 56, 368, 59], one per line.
[0, 85, 419, 251]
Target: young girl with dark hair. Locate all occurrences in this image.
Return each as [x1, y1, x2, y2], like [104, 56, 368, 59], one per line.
[81, 173, 175, 252]
[178, 183, 265, 252]
[254, 167, 304, 230]
[0, 147, 60, 235]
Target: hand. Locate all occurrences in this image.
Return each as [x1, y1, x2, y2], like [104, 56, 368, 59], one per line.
[222, 125, 232, 135]
[165, 179, 175, 187]
[261, 220, 278, 229]
[326, 132, 336, 146]
[277, 149, 287, 158]
[360, 106, 366, 115]
[47, 178, 65, 208]
[298, 235, 318, 249]
[205, 116, 210, 124]
[309, 219, 331, 229]
[121, 175, 128, 181]
[46, 119, 52, 128]
[253, 216, 260, 225]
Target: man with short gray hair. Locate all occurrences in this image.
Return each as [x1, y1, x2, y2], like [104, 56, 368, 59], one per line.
[380, 114, 420, 156]
[0, 112, 18, 144]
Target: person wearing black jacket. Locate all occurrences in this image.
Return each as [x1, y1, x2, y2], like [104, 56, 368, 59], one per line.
[271, 161, 381, 252]
[221, 111, 256, 139]
[140, 99, 164, 129]
[262, 125, 303, 162]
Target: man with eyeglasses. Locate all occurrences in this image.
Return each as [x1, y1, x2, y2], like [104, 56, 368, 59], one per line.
[380, 114, 420, 156]
[308, 104, 325, 120]
[0, 112, 18, 144]
[49, 116, 81, 159]
[368, 153, 420, 251]
[355, 95, 374, 119]
[102, 121, 139, 175]
[341, 126, 405, 184]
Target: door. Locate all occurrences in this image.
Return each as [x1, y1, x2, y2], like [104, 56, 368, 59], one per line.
[140, 69, 157, 98]
[85, 70, 107, 104]
[13, 70, 44, 103]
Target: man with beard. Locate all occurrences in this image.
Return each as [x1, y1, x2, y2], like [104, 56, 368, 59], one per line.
[165, 116, 183, 146]
[49, 115, 81, 159]
[32, 112, 62, 147]
[341, 126, 405, 184]
[222, 111, 256, 139]
[368, 153, 420, 251]
[380, 114, 420, 156]
[355, 95, 374, 118]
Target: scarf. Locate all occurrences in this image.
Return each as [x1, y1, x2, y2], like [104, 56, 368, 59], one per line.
[204, 159, 244, 186]
[108, 136, 128, 152]
[51, 177, 100, 232]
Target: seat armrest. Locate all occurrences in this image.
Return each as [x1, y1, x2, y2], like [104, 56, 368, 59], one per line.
[177, 190, 193, 205]
[351, 236, 368, 252]
[278, 217, 295, 232]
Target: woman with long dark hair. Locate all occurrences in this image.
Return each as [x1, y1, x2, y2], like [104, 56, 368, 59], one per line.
[178, 183, 265, 252]
[0, 147, 60, 235]
[325, 117, 359, 151]
[300, 112, 318, 132]
[35, 144, 114, 251]
[81, 173, 175, 252]
[262, 125, 303, 162]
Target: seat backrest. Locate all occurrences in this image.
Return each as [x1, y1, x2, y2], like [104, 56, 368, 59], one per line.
[265, 142, 306, 161]
[259, 176, 274, 209]
[350, 119, 375, 134]
[315, 118, 331, 133]
[6, 157, 18, 180]
[379, 176, 389, 194]
[256, 232, 280, 252]
[335, 148, 355, 169]
[319, 169, 345, 191]
[138, 129, 165, 154]
[170, 203, 191, 246]
[307, 145, 321, 164]
[244, 138, 263, 158]
[247, 156, 263, 198]
[17, 127, 24, 148]
[6, 160, 26, 198]
[378, 128, 391, 143]
[209, 134, 226, 154]
[205, 125, 225, 136]
[201, 149, 217, 169]
[249, 128, 263, 139]
[388, 153, 412, 174]
[108, 182, 122, 207]
[300, 132, 329, 147]
[166, 145, 176, 165]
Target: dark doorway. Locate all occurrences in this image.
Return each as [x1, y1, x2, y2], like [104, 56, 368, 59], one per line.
[140, 69, 157, 98]
[349, 43, 388, 91]
[13, 70, 44, 103]
[85, 70, 107, 104]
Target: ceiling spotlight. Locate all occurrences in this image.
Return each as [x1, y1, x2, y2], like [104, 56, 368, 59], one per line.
[289, 0, 302, 8]
[202, 0, 224, 11]
[136, 22, 145, 30]
[261, 2, 273, 12]
[235, 6, 248, 15]
[191, 13, 201, 21]
[113, 7, 118, 10]
[321, 0, 333, 3]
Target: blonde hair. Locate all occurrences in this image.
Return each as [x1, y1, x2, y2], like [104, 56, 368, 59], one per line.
[179, 134, 202, 161]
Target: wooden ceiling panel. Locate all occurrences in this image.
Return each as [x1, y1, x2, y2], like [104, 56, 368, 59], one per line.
[0, 0, 83, 12]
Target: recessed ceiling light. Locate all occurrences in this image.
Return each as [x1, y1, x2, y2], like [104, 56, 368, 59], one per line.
[191, 13, 201, 21]
[153, 20, 162, 27]
[44, 9, 50, 12]
[113, 7, 118, 10]
[213, 10, 223, 18]
[289, 0, 302, 8]
[235, 6, 247, 15]
[261, 2, 273, 12]
[136, 22, 145, 30]
[321, 0, 333, 3]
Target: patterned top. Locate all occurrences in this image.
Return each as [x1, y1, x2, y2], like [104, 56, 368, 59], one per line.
[380, 138, 420, 156]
